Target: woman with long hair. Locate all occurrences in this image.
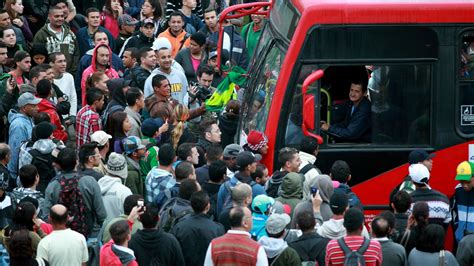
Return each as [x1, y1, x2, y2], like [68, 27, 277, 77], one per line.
[4, 0, 33, 43]
[218, 99, 240, 147]
[398, 201, 429, 255]
[141, 0, 166, 36]
[170, 104, 195, 150]
[108, 111, 132, 153]
[102, 0, 125, 38]
[8, 229, 47, 266]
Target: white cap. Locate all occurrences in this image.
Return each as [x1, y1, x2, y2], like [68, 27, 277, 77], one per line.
[409, 164, 431, 189]
[91, 131, 112, 146]
[152, 37, 172, 51]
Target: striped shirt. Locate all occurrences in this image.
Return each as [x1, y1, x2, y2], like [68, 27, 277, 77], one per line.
[408, 188, 451, 226]
[326, 236, 383, 265]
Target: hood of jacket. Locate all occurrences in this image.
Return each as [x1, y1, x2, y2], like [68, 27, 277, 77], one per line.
[37, 98, 56, 112]
[91, 43, 113, 72]
[32, 139, 57, 154]
[299, 151, 316, 165]
[138, 31, 154, 44]
[108, 78, 128, 106]
[318, 219, 346, 239]
[132, 229, 169, 248]
[8, 109, 31, 125]
[258, 236, 288, 259]
[280, 172, 303, 199]
[147, 168, 173, 190]
[315, 175, 333, 204]
[11, 187, 43, 203]
[218, 113, 239, 135]
[98, 175, 123, 195]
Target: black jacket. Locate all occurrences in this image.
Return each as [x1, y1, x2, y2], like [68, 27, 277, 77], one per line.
[120, 32, 154, 57]
[127, 66, 151, 91]
[218, 113, 239, 148]
[288, 231, 330, 266]
[328, 97, 372, 142]
[266, 170, 288, 198]
[171, 213, 225, 266]
[129, 229, 185, 266]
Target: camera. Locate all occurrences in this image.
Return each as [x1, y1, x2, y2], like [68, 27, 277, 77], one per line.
[189, 82, 212, 102]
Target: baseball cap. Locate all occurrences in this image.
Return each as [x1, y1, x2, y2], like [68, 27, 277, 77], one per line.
[141, 118, 165, 137]
[141, 18, 155, 27]
[152, 37, 172, 51]
[209, 50, 218, 59]
[408, 150, 435, 165]
[91, 131, 112, 146]
[455, 161, 474, 181]
[265, 213, 291, 235]
[251, 194, 275, 214]
[330, 190, 348, 214]
[246, 130, 268, 152]
[35, 122, 56, 139]
[409, 163, 431, 188]
[118, 14, 138, 26]
[18, 92, 41, 108]
[236, 151, 261, 168]
[223, 144, 243, 158]
[122, 136, 146, 155]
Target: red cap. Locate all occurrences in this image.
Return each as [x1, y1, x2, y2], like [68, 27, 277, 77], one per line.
[247, 130, 268, 151]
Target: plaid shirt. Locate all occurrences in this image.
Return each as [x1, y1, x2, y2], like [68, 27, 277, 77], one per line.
[76, 105, 102, 148]
[145, 167, 175, 207]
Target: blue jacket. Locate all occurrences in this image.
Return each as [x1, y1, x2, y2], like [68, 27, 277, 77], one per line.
[251, 213, 269, 240]
[335, 183, 364, 210]
[76, 26, 116, 57]
[7, 110, 34, 176]
[328, 97, 372, 142]
[216, 171, 266, 217]
[452, 184, 474, 242]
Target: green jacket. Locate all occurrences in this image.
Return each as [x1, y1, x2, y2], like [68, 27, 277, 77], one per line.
[241, 21, 264, 61]
[140, 136, 159, 175]
[33, 24, 79, 75]
[271, 246, 301, 266]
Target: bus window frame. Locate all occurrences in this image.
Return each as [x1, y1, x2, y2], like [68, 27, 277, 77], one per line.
[455, 28, 474, 139]
[277, 59, 437, 150]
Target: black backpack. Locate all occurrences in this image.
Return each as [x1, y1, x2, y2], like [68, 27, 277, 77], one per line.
[158, 197, 193, 233]
[337, 237, 370, 266]
[28, 149, 55, 190]
[58, 175, 89, 237]
[300, 163, 316, 176]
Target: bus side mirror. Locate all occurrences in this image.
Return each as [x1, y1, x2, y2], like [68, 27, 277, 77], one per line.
[302, 70, 324, 145]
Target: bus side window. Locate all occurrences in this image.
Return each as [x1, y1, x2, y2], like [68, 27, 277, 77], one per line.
[457, 31, 474, 135]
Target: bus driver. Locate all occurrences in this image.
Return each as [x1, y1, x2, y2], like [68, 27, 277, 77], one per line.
[320, 80, 372, 143]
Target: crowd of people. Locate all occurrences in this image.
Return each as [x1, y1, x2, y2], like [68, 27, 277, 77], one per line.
[0, 0, 472, 265]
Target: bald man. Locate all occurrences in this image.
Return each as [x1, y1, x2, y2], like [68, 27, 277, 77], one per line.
[37, 204, 89, 266]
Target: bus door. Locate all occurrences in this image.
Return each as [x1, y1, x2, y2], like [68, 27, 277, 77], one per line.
[277, 26, 438, 188]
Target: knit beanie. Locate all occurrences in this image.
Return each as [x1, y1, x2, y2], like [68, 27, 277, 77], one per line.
[247, 130, 268, 151]
[106, 153, 128, 179]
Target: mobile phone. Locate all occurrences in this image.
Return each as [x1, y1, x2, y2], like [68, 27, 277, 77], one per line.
[137, 200, 144, 211]
[311, 187, 318, 196]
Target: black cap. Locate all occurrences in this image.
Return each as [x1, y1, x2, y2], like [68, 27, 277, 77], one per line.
[408, 150, 435, 165]
[330, 190, 348, 214]
[35, 122, 56, 139]
[236, 151, 261, 168]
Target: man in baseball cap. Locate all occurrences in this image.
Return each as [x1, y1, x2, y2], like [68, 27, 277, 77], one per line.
[91, 131, 113, 175]
[223, 144, 243, 174]
[408, 149, 435, 171]
[258, 213, 300, 265]
[122, 136, 146, 195]
[452, 161, 474, 242]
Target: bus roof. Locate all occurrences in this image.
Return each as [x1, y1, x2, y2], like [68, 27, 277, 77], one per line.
[292, 0, 474, 24]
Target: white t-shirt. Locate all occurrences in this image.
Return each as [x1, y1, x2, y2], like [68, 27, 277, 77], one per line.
[36, 229, 88, 266]
[54, 72, 78, 117]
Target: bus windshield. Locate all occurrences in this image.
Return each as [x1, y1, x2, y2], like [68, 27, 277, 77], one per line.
[241, 41, 286, 135]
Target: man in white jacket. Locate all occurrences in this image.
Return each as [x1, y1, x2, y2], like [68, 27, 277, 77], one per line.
[98, 152, 132, 219]
[298, 136, 322, 201]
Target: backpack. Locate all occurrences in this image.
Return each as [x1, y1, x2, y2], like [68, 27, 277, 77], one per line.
[337, 237, 370, 266]
[28, 149, 56, 187]
[101, 104, 124, 129]
[17, 140, 34, 173]
[158, 197, 193, 233]
[300, 163, 316, 176]
[58, 175, 89, 237]
[222, 179, 258, 210]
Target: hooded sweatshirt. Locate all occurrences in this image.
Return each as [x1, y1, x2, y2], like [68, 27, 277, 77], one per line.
[7, 110, 34, 176]
[258, 236, 301, 266]
[128, 229, 185, 266]
[266, 170, 288, 198]
[98, 175, 133, 219]
[37, 99, 68, 141]
[144, 167, 175, 206]
[81, 44, 120, 103]
[317, 218, 371, 240]
[100, 240, 138, 266]
[276, 172, 303, 217]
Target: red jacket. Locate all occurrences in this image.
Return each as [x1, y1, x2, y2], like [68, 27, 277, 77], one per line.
[100, 240, 138, 266]
[37, 99, 68, 141]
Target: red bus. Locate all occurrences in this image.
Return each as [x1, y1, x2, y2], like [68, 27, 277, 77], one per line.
[219, 0, 474, 225]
